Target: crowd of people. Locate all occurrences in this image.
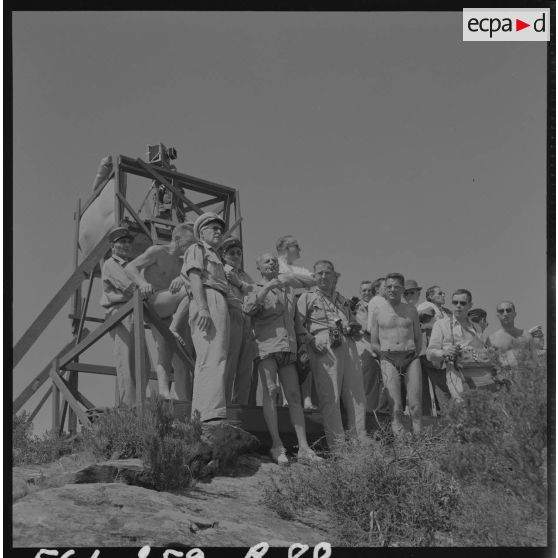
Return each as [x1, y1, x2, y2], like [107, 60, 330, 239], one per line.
[100, 213, 546, 462]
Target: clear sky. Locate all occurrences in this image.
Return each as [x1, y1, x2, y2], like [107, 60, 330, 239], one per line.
[12, 11, 548, 432]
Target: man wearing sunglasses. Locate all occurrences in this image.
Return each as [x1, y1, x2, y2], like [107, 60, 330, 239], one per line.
[427, 289, 496, 394]
[487, 301, 538, 372]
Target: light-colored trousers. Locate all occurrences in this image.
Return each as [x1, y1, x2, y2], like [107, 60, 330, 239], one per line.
[108, 311, 150, 408]
[309, 334, 367, 450]
[189, 288, 230, 422]
[354, 335, 383, 412]
[225, 306, 256, 406]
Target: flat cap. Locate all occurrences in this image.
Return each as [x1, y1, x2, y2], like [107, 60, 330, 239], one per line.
[109, 226, 133, 243]
[193, 212, 226, 240]
[404, 279, 422, 291]
[219, 237, 242, 253]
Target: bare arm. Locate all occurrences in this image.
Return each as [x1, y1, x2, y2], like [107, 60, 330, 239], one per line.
[188, 270, 212, 332]
[370, 310, 381, 356]
[411, 306, 422, 354]
[125, 246, 162, 295]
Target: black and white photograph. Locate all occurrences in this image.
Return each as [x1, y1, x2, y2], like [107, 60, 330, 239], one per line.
[11, 8, 552, 553]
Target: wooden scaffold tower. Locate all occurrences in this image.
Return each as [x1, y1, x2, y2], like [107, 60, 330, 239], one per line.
[13, 144, 244, 434]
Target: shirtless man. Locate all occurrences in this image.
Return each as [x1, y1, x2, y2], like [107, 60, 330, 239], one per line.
[125, 223, 195, 400]
[488, 301, 538, 373]
[370, 272, 422, 437]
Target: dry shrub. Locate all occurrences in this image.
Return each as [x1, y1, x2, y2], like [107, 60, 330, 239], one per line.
[12, 411, 75, 466]
[440, 363, 547, 509]
[80, 398, 204, 492]
[264, 435, 461, 547]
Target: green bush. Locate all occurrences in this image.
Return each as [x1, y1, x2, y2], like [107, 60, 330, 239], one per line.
[80, 398, 204, 492]
[440, 363, 547, 509]
[12, 411, 75, 466]
[264, 363, 548, 546]
[264, 435, 462, 546]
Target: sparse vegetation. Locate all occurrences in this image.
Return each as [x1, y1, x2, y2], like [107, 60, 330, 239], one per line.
[14, 398, 205, 492]
[12, 411, 75, 465]
[264, 363, 548, 546]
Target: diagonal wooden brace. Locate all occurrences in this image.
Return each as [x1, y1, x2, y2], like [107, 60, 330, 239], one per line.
[59, 299, 134, 368]
[136, 158, 204, 216]
[13, 233, 112, 368]
[50, 368, 91, 428]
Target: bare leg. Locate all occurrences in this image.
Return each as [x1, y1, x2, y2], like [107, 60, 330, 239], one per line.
[150, 318, 173, 399]
[169, 292, 190, 344]
[258, 358, 284, 451]
[404, 359, 423, 436]
[278, 363, 316, 454]
[380, 359, 405, 437]
[300, 370, 317, 410]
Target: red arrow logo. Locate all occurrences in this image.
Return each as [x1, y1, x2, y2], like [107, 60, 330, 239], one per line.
[516, 19, 530, 31]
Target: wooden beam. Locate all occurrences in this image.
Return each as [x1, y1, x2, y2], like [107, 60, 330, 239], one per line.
[223, 194, 231, 229]
[119, 155, 237, 196]
[51, 361, 60, 432]
[196, 197, 225, 210]
[136, 158, 204, 216]
[50, 369, 91, 428]
[29, 386, 52, 422]
[63, 361, 159, 380]
[143, 301, 195, 369]
[67, 314, 105, 324]
[59, 299, 134, 368]
[116, 191, 153, 240]
[13, 233, 112, 368]
[13, 332, 89, 413]
[133, 290, 147, 412]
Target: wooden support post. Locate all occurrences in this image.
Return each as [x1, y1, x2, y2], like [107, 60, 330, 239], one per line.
[68, 198, 83, 434]
[114, 154, 122, 224]
[51, 360, 60, 432]
[29, 386, 52, 422]
[133, 289, 147, 412]
[223, 194, 231, 228]
[13, 233, 111, 368]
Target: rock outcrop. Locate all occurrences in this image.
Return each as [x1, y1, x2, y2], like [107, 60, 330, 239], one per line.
[13, 454, 330, 547]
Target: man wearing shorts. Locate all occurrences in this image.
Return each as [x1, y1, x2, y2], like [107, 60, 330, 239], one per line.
[125, 223, 195, 400]
[370, 272, 422, 437]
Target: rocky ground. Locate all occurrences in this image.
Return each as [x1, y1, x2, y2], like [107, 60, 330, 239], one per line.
[12, 451, 330, 548]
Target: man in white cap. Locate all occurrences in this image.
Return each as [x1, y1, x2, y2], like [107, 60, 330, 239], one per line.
[100, 226, 150, 407]
[125, 223, 195, 401]
[183, 212, 231, 423]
